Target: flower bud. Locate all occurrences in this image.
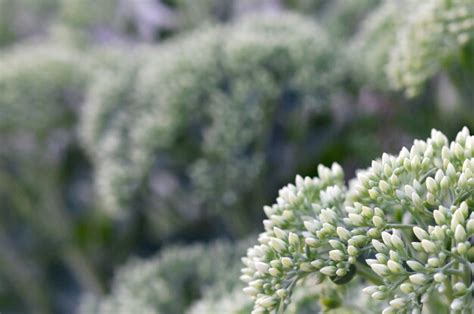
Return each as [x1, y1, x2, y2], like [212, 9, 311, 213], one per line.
[336, 227, 351, 241]
[453, 282, 467, 294]
[387, 260, 404, 273]
[269, 268, 280, 277]
[243, 287, 259, 296]
[299, 262, 313, 272]
[400, 283, 413, 293]
[413, 226, 429, 241]
[433, 210, 446, 225]
[276, 289, 287, 298]
[407, 260, 424, 272]
[372, 216, 384, 228]
[426, 177, 437, 193]
[371, 291, 386, 300]
[288, 232, 299, 247]
[371, 263, 390, 276]
[454, 225, 467, 242]
[281, 257, 293, 268]
[421, 239, 437, 253]
[329, 250, 345, 262]
[433, 272, 446, 283]
[390, 298, 406, 309]
[270, 238, 286, 253]
[409, 273, 427, 285]
[255, 262, 269, 273]
[320, 266, 337, 276]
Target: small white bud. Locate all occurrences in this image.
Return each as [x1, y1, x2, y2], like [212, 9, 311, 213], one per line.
[455, 225, 467, 242]
[288, 232, 299, 247]
[255, 262, 269, 273]
[379, 180, 390, 193]
[372, 239, 387, 252]
[421, 239, 437, 253]
[273, 227, 286, 239]
[243, 287, 259, 296]
[276, 289, 287, 298]
[372, 215, 384, 227]
[270, 238, 286, 253]
[407, 260, 424, 272]
[391, 234, 404, 250]
[433, 272, 446, 283]
[450, 298, 464, 311]
[413, 226, 429, 241]
[426, 177, 437, 193]
[320, 266, 337, 276]
[329, 250, 345, 262]
[281, 257, 293, 268]
[433, 210, 446, 225]
[299, 262, 313, 272]
[371, 263, 389, 276]
[336, 227, 351, 241]
[304, 220, 318, 233]
[381, 231, 392, 247]
[268, 268, 280, 277]
[389, 298, 406, 309]
[453, 282, 467, 294]
[400, 283, 413, 293]
[371, 291, 386, 300]
[409, 273, 427, 285]
[387, 260, 404, 274]
[257, 296, 276, 308]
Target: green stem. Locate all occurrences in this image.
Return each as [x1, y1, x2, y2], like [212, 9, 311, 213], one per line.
[386, 223, 416, 229]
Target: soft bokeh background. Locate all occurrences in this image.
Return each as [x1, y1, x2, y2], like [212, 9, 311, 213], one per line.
[0, 0, 472, 313]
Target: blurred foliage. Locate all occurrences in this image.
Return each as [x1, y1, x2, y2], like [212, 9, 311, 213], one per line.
[79, 239, 252, 314]
[80, 13, 344, 240]
[0, 0, 472, 313]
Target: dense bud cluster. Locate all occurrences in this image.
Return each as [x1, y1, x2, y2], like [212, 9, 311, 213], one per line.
[387, 0, 474, 96]
[0, 43, 89, 134]
[242, 163, 359, 313]
[80, 239, 251, 314]
[80, 13, 341, 237]
[349, 0, 399, 90]
[243, 128, 474, 313]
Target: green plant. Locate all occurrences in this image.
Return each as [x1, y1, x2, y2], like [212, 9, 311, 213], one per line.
[0, 44, 104, 312]
[80, 13, 343, 239]
[386, 0, 474, 98]
[242, 128, 474, 313]
[79, 239, 252, 314]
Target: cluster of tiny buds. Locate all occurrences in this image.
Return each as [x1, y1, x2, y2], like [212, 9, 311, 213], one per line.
[363, 201, 474, 313]
[241, 163, 349, 313]
[387, 0, 474, 96]
[354, 128, 474, 313]
[243, 128, 473, 313]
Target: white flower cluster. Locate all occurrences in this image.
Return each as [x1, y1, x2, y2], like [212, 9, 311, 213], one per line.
[80, 239, 251, 314]
[387, 0, 474, 97]
[349, 0, 399, 90]
[80, 13, 341, 237]
[0, 43, 89, 134]
[243, 128, 474, 313]
[242, 163, 364, 313]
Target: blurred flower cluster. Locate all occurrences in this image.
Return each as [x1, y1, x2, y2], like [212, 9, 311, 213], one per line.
[0, 0, 473, 313]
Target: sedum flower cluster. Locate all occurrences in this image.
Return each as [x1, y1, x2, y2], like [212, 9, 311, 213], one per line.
[0, 43, 89, 134]
[387, 0, 474, 97]
[79, 239, 252, 314]
[349, 0, 399, 90]
[80, 13, 342, 237]
[243, 128, 474, 313]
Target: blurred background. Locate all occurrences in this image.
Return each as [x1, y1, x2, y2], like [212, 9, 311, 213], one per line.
[0, 0, 472, 313]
